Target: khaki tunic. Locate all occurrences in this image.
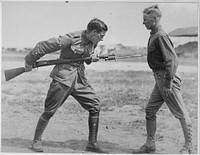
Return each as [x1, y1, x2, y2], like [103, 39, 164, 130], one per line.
[25, 30, 96, 86]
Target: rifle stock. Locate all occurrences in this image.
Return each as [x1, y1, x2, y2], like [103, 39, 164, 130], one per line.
[4, 57, 93, 81]
[4, 67, 26, 81]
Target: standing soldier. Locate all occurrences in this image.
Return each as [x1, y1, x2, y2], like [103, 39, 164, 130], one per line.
[25, 18, 109, 153]
[132, 5, 193, 154]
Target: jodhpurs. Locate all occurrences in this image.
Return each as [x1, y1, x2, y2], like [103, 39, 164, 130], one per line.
[145, 71, 191, 125]
[41, 77, 100, 120]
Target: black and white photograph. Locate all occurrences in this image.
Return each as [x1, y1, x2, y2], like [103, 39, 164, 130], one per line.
[1, 1, 199, 154]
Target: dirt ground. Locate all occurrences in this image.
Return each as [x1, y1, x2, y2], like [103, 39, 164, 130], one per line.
[1, 53, 199, 154]
[1, 102, 198, 154]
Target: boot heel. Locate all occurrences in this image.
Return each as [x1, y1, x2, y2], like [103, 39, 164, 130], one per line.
[148, 148, 156, 153]
[132, 144, 156, 154]
[149, 150, 156, 153]
[86, 142, 109, 153]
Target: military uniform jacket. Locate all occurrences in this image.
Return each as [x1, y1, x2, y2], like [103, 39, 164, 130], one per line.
[25, 30, 96, 86]
[147, 26, 180, 88]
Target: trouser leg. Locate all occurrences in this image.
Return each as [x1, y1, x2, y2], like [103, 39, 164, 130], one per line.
[30, 80, 72, 152]
[145, 83, 164, 148]
[35, 80, 71, 141]
[161, 75, 193, 153]
[132, 83, 164, 154]
[72, 79, 109, 153]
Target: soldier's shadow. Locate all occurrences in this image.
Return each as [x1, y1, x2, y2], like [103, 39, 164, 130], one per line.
[1, 137, 133, 153]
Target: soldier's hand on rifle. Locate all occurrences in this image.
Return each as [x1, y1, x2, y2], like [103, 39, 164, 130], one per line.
[25, 61, 33, 72]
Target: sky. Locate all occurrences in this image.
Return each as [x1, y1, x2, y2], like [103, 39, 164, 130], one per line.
[2, 1, 199, 48]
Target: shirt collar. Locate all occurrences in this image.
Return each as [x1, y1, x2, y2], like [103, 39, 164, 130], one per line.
[81, 30, 92, 44]
[150, 25, 162, 35]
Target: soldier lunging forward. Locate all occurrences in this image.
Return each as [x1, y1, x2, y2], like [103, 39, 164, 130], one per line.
[25, 18, 109, 153]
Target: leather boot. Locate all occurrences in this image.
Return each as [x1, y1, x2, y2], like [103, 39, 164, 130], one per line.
[30, 140, 43, 152]
[132, 120, 156, 153]
[29, 116, 49, 152]
[86, 114, 109, 153]
[179, 119, 193, 154]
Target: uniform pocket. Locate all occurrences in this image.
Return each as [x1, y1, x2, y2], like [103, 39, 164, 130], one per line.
[59, 64, 73, 71]
[71, 44, 85, 54]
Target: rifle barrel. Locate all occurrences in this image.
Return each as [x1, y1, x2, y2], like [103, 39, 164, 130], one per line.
[117, 54, 142, 59]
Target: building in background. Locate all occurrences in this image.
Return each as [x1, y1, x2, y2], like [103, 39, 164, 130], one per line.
[168, 27, 198, 57]
[168, 27, 198, 47]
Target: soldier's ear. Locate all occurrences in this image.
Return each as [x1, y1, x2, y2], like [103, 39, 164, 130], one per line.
[92, 30, 98, 35]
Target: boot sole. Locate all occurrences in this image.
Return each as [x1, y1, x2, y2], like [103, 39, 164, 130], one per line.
[29, 146, 43, 152]
[86, 146, 109, 153]
[132, 152, 155, 154]
[132, 149, 156, 154]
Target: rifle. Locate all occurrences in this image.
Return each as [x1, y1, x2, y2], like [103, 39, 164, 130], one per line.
[4, 53, 142, 81]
